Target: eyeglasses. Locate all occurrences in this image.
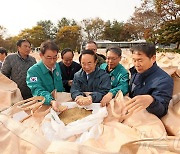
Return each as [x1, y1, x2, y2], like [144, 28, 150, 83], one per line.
[106, 57, 119, 61]
[44, 55, 59, 61]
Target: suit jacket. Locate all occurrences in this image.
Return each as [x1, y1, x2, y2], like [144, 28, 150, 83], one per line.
[59, 61, 81, 92]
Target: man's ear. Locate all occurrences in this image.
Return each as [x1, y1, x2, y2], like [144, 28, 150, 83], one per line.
[152, 55, 156, 63]
[39, 52, 43, 58]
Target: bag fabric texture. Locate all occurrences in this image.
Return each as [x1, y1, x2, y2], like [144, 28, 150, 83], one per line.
[0, 73, 23, 111]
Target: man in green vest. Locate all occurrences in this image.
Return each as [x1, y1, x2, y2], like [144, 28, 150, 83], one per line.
[26, 40, 66, 112]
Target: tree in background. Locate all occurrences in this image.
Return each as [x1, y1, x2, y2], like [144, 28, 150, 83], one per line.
[81, 17, 105, 41]
[57, 17, 78, 29]
[102, 20, 134, 41]
[4, 36, 20, 52]
[154, 0, 180, 21]
[1, 0, 179, 53]
[154, 0, 180, 47]
[157, 17, 180, 49]
[103, 20, 123, 41]
[128, 1, 161, 42]
[0, 26, 7, 47]
[56, 25, 82, 52]
[37, 20, 57, 40]
[123, 23, 139, 41]
[17, 25, 47, 48]
[128, 0, 179, 45]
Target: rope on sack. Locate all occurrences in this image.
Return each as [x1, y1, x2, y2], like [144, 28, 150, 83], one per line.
[1, 96, 45, 122]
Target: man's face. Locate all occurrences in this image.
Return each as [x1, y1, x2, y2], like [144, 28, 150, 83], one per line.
[132, 51, 156, 73]
[85, 43, 97, 53]
[106, 50, 121, 70]
[80, 54, 97, 74]
[0, 53, 6, 61]
[40, 49, 58, 70]
[18, 41, 31, 57]
[62, 52, 73, 67]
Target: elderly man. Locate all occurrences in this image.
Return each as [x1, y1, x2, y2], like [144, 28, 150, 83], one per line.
[70, 50, 111, 106]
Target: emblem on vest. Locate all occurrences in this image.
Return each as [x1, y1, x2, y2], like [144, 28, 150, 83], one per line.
[111, 76, 115, 81]
[56, 72, 59, 76]
[30, 77, 37, 82]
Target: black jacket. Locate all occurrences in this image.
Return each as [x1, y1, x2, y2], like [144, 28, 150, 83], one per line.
[59, 61, 81, 92]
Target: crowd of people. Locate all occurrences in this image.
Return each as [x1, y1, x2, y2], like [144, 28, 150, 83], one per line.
[0, 39, 174, 118]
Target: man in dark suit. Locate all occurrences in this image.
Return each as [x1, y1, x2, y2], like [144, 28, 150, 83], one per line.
[59, 48, 81, 92]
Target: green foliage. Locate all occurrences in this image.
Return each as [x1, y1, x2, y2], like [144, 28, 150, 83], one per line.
[4, 36, 20, 53]
[37, 20, 57, 40]
[18, 25, 47, 47]
[157, 18, 180, 49]
[103, 20, 125, 41]
[56, 25, 82, 52]
[57, 17, 77, 29]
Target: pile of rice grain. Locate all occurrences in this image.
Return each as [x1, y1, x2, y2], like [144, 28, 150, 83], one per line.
[58, 107, 92, 125]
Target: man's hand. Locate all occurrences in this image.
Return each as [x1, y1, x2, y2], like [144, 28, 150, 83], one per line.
[125, 95, 154, 114]
[75, 95, 92, 106]
[100, 92, 113, 107]
[68, 80, 73, 86]
[51, 100, 67, 112]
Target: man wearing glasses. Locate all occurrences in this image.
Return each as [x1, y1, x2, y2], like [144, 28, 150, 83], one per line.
[26, 40, 66, 112]
[100, 47, 129, 107]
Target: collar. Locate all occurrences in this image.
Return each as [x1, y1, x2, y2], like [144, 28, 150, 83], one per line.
[39, 60, 56, 74]
[63, 62, 72, 69]
[130, 62, 158, 78]
[17, 51, 29, 60]
[81, 67, 99, 78]
[104, 63, 122, 76]
[44, 63, 56, 72]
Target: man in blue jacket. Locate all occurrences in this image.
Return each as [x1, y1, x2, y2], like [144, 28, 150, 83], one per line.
[26, 40, 65, 112]
[127, 44, 173, 118]
[70, 50, 111, 106]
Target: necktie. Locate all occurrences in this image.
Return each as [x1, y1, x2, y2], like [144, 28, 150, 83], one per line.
[86, 74, 89, 80]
